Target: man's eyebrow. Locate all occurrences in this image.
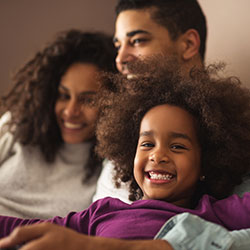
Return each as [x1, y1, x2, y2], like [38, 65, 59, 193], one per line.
[113, 30, 150, 43]
[127, 29, 150, 37]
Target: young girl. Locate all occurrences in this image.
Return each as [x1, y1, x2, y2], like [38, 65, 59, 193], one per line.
[0, 60, 250, 249]
[0, 29, 117, 219]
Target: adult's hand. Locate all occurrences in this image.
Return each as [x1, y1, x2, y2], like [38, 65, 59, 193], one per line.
[0, 223, 86, 250]
[0, 222, 173, 250]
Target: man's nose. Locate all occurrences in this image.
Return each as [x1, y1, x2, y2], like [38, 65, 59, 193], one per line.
[116, 45, 136, 73]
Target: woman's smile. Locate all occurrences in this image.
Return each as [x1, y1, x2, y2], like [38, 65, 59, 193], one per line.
[62, 121, 87, 130]
[55, 63, 99, 144]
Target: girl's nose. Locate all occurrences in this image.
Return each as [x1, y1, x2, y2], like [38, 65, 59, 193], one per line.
[149, 149, 170, 164]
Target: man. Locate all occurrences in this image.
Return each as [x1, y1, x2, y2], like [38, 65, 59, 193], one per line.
[0, 1, 248, 250]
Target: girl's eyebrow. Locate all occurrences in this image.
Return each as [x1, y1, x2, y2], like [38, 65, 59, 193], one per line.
[169, 132, 192, 143]
[139, 130, 192, 142]
[139, 130, 153, 137]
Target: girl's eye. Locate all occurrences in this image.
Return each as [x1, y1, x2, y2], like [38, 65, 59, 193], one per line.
[171, 144, 188, 152]
[140, 142, 154, 148]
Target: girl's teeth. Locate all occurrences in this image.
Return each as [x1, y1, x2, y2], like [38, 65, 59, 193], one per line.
[149, 172, 173, 180]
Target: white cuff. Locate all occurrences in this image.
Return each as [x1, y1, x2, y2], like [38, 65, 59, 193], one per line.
[154, 213, 233, 250]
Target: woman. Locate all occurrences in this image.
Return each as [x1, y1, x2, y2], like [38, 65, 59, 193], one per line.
[0, 29, 117, 219]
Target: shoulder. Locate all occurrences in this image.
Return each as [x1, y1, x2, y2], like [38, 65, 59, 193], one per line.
[92, 160, 131, 204]
[0, 120, 15, 164]
[0, 112, 11, 128]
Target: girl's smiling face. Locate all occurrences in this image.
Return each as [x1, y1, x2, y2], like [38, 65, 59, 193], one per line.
[55, 63, 99, 144]
[134, 104, 201, 208]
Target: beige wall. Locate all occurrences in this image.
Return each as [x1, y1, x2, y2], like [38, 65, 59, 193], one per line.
[199, 0, 250, 86]
[0, 0, 117, 94]
[0, 0, 250, 94]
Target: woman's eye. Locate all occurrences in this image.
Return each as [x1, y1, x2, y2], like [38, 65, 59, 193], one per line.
[79, 96, 95, 106]
[58, 92, 69, 100]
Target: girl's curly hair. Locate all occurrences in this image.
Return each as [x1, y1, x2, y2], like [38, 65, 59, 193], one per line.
[96, 57, 250, 204]
[1, 29, 117, 180]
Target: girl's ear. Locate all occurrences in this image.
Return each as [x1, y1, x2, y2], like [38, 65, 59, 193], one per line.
[178, 29, 201, 61]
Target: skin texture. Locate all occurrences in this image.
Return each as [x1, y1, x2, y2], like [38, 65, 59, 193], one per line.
[55, 63, 99, 144]
[114, 9, 202, 76]
[134, 105, 201, 208]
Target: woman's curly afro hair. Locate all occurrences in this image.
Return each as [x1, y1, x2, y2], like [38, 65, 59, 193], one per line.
[96, 57, 250, 204]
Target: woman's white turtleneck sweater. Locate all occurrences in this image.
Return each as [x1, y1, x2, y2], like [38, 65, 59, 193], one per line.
[0, 130, 98, 219]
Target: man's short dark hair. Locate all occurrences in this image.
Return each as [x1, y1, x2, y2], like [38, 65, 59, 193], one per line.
[115, 0, 207, 61]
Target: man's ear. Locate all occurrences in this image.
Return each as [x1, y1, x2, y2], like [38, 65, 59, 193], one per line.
[179, 29, 200, 61]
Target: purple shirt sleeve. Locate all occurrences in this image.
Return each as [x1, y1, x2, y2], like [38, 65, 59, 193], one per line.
[0, 201, 97, 238]
[0, 194, 250, 240]
[212, 193, 250, 230]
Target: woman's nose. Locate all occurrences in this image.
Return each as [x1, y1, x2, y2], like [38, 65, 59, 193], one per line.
[63, 100, 81, 117]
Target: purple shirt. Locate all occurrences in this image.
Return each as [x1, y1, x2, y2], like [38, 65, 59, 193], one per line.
[0, 193, 250, 239]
